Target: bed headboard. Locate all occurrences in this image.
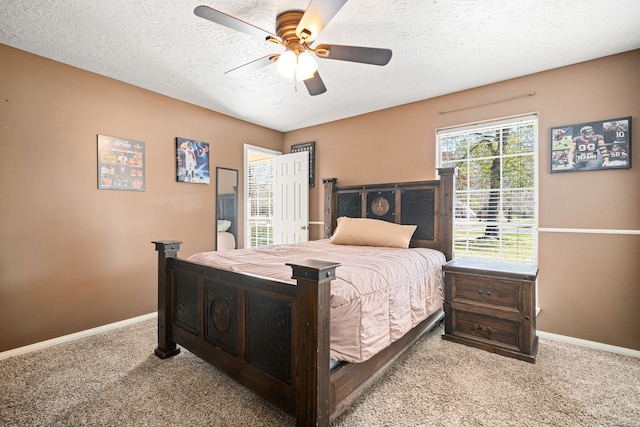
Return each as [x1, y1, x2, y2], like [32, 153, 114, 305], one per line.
[322, 168, 456, 260]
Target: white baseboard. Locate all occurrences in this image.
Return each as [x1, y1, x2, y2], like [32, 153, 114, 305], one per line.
[3, 312, 638, 361]
[0, 312, 158, 361]
[537, 330, 640, 359]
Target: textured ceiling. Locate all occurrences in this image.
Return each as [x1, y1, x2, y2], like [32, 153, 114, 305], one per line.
[2, 0, 639, 132]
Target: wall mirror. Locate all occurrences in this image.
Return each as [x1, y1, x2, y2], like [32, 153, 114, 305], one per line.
[216, 167, 238, 251]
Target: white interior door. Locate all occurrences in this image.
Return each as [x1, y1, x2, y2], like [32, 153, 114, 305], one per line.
[273, 151, 309, 244]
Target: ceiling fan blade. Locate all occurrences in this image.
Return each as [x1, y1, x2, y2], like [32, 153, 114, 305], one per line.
[194, 5, 279, 41]
[296, 0, 348, 44]
[304, 72, 327, 96]
[314, 44, 392, 66]
[224, 54, 278, 77]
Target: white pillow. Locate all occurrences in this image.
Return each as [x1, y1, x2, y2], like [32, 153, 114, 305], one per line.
[217, 220, 231, 232]
[329, 217, 417, 248]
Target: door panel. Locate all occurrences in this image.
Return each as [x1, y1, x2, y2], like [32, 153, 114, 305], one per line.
[273, 151, 309, 244]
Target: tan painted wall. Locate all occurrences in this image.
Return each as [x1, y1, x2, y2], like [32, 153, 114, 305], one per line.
[285, 50, 640, 351]
[0, 44, 283, 351]
[2, 43, 638, 352]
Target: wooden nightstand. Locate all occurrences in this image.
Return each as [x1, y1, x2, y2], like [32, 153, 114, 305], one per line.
[442, 259, 539, 363]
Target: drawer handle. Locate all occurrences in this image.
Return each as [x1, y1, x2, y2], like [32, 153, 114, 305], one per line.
[477, 325, 492, 336]
[477, 289, 492, 296]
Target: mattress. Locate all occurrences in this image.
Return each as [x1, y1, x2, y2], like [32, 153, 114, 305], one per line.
[188, 239, 445, 363]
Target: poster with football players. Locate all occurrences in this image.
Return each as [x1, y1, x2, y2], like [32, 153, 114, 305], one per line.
[176, 137, 210, 184]
[550, 116, 631, 173]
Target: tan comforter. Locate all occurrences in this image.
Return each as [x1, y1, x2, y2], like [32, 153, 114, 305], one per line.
[188, 239, 445, 363]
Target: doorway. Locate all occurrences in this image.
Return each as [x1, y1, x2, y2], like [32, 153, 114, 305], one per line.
[244, 144, 309, 248]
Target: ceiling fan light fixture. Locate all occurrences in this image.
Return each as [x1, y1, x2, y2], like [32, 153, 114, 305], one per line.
[297, 51, 318, 79]
[277, 50, 317, 81]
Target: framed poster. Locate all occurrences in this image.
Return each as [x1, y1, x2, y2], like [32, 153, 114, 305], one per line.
[550, 116, 631, 173]
[176, 137, 210, 184]
[97, 135, 145, 191]
[291, 141, 315, 187]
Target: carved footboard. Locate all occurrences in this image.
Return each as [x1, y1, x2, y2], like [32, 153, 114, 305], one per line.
[153, 241, 339, 426]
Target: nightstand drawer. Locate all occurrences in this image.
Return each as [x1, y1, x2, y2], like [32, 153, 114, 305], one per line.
[452, 274, 519, 309]
[442, 259, 538, 363]
[453, 310, 520, 349]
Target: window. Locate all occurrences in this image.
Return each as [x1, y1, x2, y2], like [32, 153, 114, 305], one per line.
[437, 115, 537, 265]
[244, 145, 279, 248]
[247, 158, 273, 247]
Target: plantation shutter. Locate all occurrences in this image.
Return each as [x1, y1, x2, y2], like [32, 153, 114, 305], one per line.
[437, 115, 537, 265]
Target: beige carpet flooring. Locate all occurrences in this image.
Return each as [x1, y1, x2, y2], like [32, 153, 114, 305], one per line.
[1, 319, 639, 426]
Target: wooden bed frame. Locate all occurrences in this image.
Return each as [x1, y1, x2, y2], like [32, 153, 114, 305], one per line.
[153, 167, 455, 426]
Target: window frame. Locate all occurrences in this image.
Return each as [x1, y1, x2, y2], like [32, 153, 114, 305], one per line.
[436, 114, 538, 265]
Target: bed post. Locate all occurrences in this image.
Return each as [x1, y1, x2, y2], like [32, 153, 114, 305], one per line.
[437, 168, 456, 261]
[322, 178, 337, 238]
[287, 259, 340, 427]
[152, 240, 182, 359]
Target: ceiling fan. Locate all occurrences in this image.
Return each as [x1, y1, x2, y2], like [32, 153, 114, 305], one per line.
[194, 0, 392, 96]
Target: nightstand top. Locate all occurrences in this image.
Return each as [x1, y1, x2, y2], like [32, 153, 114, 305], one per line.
[443, 259, 538, 280]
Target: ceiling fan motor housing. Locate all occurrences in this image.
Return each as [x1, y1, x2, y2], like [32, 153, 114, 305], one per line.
[276, 11, 307, 54]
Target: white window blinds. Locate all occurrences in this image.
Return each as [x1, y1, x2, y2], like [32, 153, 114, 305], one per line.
[246, 158, 274, 247]
[437, 115, 538, 265]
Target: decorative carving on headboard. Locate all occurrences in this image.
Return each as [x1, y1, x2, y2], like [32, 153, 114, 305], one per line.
[323, 168, 456, 260]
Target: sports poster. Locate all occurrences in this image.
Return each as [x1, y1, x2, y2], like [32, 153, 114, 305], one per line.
[97, 135, 145, 190]
[176, 137, 210, 184]
[550, 116, 631, 173]
[291, 141, 315, 187]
